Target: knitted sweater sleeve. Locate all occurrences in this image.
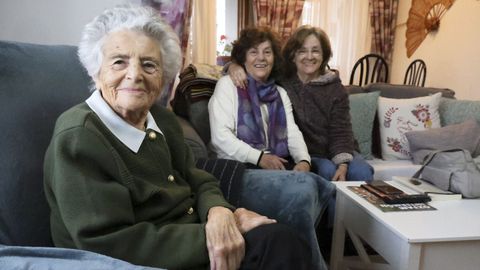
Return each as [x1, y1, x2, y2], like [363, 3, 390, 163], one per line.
[278, 86, 311, 164]
[328, 86, 355, 163]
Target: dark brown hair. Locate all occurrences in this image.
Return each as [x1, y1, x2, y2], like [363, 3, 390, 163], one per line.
[282, 25, 332, 78]
[231, 27, 283, 81]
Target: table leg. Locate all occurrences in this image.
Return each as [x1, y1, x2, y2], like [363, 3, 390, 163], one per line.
[398, 242, 421, 270]
[346, 227, 371, 263]
[330, 192, 347, 270]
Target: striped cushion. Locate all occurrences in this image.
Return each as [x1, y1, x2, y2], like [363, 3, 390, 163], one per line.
[195, 158, 245, 206]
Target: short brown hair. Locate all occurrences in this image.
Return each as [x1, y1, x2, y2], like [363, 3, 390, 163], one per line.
[231, 27, 283, 81]
[282, 25, 332, 78]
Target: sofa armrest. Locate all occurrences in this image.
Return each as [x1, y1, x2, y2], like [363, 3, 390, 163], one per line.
[176, 116, 208, 159]
[0, 40, 91, 247]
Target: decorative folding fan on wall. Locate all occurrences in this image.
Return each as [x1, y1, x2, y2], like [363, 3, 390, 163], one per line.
[406, 0, 455, 57]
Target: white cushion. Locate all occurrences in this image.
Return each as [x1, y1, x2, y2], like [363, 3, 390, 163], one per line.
[377, 93, 441, 160]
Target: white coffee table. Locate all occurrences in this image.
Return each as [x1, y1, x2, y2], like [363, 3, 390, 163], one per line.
[329, 181, 480, 270]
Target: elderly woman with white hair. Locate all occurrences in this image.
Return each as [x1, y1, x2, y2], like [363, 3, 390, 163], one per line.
[43, 5, 312, 270]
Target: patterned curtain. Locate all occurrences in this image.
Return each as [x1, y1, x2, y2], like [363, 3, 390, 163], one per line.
[238, 0, 255, 35]
[369, 0, 399, 66]
[253, 0, 305, 42]
[141, 0, 193, 106]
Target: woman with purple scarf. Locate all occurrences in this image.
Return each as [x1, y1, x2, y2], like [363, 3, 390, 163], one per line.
[208, 27, 334, 270]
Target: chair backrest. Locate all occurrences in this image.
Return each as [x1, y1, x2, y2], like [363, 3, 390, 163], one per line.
[349, 53, 389, 86]
[403, 59, 427, 87]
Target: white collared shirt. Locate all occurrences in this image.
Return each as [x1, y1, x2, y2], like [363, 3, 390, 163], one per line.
[85, 90, 163, 153]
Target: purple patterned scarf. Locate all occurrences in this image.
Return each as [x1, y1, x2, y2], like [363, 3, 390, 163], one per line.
[236, 75, 289, 157]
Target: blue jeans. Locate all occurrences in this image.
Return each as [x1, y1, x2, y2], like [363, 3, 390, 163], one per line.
[0, 244, 163, 270]
[311, 152, 374, 226]
[238, 169, 335, 270]
[311, 152, 374, 181]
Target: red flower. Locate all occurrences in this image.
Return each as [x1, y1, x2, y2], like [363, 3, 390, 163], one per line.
[220, 35, 227, 40]
[387, 137, 402, 152]
[411, 104, 430, 123]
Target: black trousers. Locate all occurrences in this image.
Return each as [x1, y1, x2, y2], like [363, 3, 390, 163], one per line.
[240, 223, 312, 270]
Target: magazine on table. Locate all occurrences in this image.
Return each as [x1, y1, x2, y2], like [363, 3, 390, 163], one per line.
[348, 186, 436, 212]
[392, 176, 462, 201]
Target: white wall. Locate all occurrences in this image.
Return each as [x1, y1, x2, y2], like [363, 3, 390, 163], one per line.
[224, 0, 238, 42]
[391, 0, 480, 100]
[0, 0, 121, 45]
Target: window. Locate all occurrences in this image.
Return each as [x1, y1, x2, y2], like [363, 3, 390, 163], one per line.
[216, 0, 238, 57]
[300, 0, 371, 83]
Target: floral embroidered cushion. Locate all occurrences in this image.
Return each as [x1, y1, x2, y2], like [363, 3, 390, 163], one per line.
[377, 93, 441, 160]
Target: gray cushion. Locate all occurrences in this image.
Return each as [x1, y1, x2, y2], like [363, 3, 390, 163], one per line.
[0, 40, 90, 246]
[406, 119, 480, 164]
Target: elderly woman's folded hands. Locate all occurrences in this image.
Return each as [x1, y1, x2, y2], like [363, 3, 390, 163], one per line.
[206, 207, 276, 270]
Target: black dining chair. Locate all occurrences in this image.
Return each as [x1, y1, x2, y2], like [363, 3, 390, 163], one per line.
[349, 53, 389, 86]
[403, 59, 427, 87]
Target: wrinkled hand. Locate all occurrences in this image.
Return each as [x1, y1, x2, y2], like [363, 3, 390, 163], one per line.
[228, 63, 248, 89]
[332, 164, 348, 181]
[293, 161, 310, 172]
[206, 207, 245, 270]
[234, 208, 276, 234]
[259, 154, 288, 170]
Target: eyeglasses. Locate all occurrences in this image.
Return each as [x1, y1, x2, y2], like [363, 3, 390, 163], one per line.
[110, 58, 161, 75]
[295, 48, 322, 57]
